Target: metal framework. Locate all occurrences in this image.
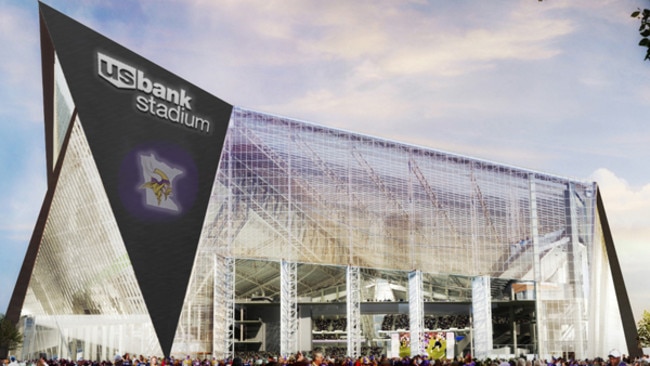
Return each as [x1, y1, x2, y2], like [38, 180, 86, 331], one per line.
[529, 175, 542, 357]
[408, 270, 424, 356]
[567, 183, 587, 357]
[213, 255, 235, 359]
[346, 266, 362, 357]
[471, 276, 493, 359]
[280, 260, 298, 356]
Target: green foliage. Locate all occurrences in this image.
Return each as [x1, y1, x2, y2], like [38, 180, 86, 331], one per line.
[638, 310, 650, 348]
[631, 8, 650, 60]
[0, 314, 22, 353]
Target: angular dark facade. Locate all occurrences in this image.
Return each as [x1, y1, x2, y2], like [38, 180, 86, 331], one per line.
[8, 3, 232, 357]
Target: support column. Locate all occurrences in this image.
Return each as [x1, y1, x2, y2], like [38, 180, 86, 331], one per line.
[281, 260, 298, 356]
[347, 266, 362, 357]
[471, 276, 492, 359]
[566, 183, 586, 357]
[408, 270, 424, 357]
[212, 127, 236, 360]
[511, 305, 517, 356]
[213, 255, 235, 359]
[529, 175, 543, 358]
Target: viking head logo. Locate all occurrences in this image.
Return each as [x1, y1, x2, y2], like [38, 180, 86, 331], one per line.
[141, 168, 173, 205]
[139, 153, 183, 212]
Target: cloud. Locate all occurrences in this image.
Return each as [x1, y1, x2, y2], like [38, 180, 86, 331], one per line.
[142, 1, 576, 91]
[592, 168, 650, 225]
[590, 168, 650, 260]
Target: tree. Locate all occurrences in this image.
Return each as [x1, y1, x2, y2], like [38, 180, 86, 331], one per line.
[631, 8, 650, 60]
[638, 310, 650, 348]
[0, 313, 22, 359]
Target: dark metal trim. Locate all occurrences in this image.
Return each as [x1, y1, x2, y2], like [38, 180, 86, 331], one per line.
[596, 187, 641, 357]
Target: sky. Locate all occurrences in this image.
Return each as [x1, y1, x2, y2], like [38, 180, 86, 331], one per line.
[1, 0, 650, 325]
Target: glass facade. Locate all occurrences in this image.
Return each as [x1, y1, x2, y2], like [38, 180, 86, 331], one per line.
[53, 54, 74, 168]
[169, 107, 617, 359]
[16, 102, 628, 361]
[20, 119, 162, 360]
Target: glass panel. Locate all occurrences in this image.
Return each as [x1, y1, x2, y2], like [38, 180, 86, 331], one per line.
[53, 53, 74, 167]
[191, 106, 604, 358]
[20, 120, 162, 360]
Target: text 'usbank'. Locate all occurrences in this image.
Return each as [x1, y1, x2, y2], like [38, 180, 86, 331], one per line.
[97, 52, 211, 134]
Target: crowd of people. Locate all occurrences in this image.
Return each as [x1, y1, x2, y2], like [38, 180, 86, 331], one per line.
[314, 318, 347, 332]
[313, 313, 473, 334]
[380, 315, 471, 331]
[3, 349, 650, 366]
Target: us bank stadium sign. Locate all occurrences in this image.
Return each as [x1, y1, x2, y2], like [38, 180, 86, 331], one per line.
[97, 51, 211, 134]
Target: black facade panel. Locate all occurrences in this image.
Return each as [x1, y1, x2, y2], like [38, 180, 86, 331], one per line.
[596, 188, 641, 358]
[39, 3, 233, 356]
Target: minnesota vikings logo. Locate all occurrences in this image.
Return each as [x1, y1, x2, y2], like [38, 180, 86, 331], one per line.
[139, 153, 183, 212]
[141, 168, 173, 205]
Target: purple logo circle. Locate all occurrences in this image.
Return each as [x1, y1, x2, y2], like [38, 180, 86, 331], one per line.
[119, 142, 198, 221]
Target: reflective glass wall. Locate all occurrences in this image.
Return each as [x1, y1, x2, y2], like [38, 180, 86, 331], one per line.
[176, 107, 603, 358]
[19, 120, 162, 360]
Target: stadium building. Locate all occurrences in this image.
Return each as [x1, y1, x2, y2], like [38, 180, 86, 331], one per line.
[5, 3, 640, 362]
